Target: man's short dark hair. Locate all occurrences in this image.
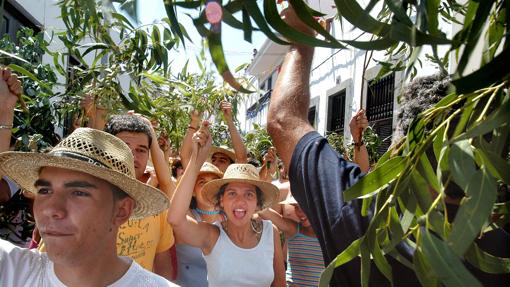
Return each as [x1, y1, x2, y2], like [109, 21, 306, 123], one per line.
[104, 115, 153, 148]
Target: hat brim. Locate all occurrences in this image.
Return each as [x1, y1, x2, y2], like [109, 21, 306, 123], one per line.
[209, 147, 236, 162]
[0, 152, 168, 219]
[202, 177, 279, 210]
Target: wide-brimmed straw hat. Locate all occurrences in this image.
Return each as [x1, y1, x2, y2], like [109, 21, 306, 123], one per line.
[209, 146, 236, 162]
[199, 162, 223, 178]
[202, 164, 278, 209]
[0, 128, 168, 219]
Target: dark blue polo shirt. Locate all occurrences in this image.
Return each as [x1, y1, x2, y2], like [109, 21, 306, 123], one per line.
[289, 131, 418, 286]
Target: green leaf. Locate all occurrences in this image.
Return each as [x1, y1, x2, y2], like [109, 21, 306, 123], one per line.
[421, 228, 483, 287]
[474, 147, 510, 185]
[288, 0, 340, 43]
[264, 0, 344, 48]
[449, 140, 477, 190]
[447, 170, 497, 256]
[456, 0, 495, 75]
[410, 170, 433, 214]
[384, 0, 413, 27]
[243, 0, 289, 45]
[464, 243, 510, 274]
[417, 153, 441, 192]
[151, 26, 161, 45]
[80, 43, 110, 57]
[173, 0, 202, 9]
[360, 239, 371, 287]
[111, 11, 135, 29]
[389, 22, 451, 46]
[319, 238, 361, 287]
[222, 6, 245, 30]
[343, 37, 397, 51]
[452, 46, 510, 94]
[343, 156, 406, 201]
[452, 94, 510, 141]
[0, 49, 30, 64]
[7, 64, 52, 93]
[194, 20, 253, 93]
[414, 245, 440, 287]
[333, 0, 390, 36]
[371, 234, 393, 284]
[164, 0, 186, 46]
[242, 8, 253, 43]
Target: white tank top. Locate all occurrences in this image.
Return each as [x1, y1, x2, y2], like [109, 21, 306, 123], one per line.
[204, 220, 275, 287]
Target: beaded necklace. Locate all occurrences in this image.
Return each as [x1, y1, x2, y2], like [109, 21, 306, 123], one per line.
[194, 208, 221, 215]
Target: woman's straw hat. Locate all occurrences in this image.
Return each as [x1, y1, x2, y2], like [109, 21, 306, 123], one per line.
[202, 164, 278, 209]
[209, 146, 236, 162]
[0, 128, 168, 219]
[199, 162, 223, 178]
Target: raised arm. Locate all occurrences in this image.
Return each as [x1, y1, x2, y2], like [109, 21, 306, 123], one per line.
[221, 101, 248, 163]
[180, 110, 202, 168]
[349, 109, 370, 173]
[258, 208, 297, 237]
[0, 68, 21, 203]
[0, 68, 21, 153]
[147, 121, 176, 197]
[80, 94, 107, 130]
[258, 147, 278, 182]
[266, 8, 316, 170]
[167, 121, 219, 252]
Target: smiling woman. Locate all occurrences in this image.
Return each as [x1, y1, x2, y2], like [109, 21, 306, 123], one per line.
[168, 121, 286, 287]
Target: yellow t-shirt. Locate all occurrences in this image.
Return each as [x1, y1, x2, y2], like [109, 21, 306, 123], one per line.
[38, 210, 174, 271]
[116, 210, 174, 271]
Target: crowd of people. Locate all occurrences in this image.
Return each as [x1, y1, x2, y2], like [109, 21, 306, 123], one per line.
[0, 4, 509, 287]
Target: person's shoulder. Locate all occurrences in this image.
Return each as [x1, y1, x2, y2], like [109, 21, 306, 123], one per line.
[0, 239, 50, 282]
[123, 260, 180, 286]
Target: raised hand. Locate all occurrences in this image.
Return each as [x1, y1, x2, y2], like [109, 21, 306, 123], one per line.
[349, 109, 368, 143]
[0, 68, 22, 110]
[220, 101, 233, 121]
[191, 120, 212, 166]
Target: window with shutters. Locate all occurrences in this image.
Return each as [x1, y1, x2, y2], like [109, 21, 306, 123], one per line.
[327, 90, 346, 133]
[367, 73, 395, 155]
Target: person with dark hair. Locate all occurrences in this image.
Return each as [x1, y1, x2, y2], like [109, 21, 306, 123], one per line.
[267, 5, 509, 287]
[102, 113, 175, 280]
[168, 121, 285, 287]
[266, 6, 418, 286]
[392, 73, 450, 145]
[0, 125, 176, 285]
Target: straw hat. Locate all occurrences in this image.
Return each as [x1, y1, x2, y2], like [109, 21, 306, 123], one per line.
[202, 164, 278, 209]
[199, 162, 223, 178]
[209, 146, 236, 162]
[0, 128, 168, 219]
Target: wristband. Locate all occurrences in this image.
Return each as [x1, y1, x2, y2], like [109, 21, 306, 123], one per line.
[353, 140, 364, 147]
[0, 124, 13, 129]
[188, 125, 197, 131]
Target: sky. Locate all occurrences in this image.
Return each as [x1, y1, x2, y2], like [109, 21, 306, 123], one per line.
[138, 0, 267, 76]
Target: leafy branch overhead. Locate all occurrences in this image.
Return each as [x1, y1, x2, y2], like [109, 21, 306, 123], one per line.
[154, 1, 509, 286]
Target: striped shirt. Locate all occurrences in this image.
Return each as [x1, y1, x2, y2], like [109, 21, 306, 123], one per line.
[286, 225, 324, 286]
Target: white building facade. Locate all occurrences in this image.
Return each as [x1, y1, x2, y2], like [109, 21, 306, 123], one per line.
[240, 0, 456, 154]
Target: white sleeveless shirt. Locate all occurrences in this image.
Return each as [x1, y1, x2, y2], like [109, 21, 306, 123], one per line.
[204, 220, 275, 287]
